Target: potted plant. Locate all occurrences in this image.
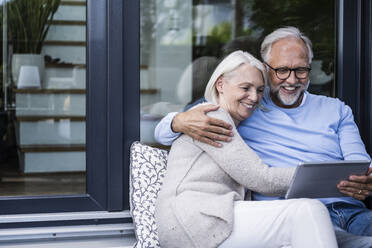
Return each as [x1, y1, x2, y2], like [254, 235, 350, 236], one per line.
[7, 0, 61, 87]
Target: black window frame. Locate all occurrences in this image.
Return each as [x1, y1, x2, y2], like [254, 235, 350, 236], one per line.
[0, 0, 139, 215]
[337, 0, 372, 156]
[360, 0, 372, 155]
[0, 0, 370, 218]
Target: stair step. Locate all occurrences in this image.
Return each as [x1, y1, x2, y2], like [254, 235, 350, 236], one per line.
[18, 148, 86, 173]
[17, 116, 85, 122]
[46, 63, 85, 68]
[16, 119, 85, 145]
[14, 89, 85, 94]
[42, 45, 85, 64]
[61, 1, 86, 6]
[44, 41, 85, 46]
[20, 144, 85, 153]
[15, 93, 85, 116]
[44, 67, 86, 89]
[15, 88, 156, 95]
[140, 89, 159, 95]
[49, 20, 86, 26]
[54, 3, 85, 22]
[46, 24, 85, 42]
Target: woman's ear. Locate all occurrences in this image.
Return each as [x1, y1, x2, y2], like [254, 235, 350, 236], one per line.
[215, 76, 224, 94]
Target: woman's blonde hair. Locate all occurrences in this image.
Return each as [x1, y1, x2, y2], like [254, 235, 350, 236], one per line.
[204, 50, 267, 104]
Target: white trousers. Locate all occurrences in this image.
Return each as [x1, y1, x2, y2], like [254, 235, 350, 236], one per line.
[219, 199, 338, 248]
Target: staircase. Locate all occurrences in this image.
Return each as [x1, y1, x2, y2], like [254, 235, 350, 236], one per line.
[14, 0, 86, 173]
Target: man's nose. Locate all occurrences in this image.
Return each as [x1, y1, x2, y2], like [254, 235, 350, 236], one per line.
[286, 71, 297, 84]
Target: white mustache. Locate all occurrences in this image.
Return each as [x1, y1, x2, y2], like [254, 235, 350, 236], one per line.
[279, 83, 303, 88]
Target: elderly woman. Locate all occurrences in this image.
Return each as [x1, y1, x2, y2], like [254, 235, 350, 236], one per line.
[155, 51, 337, 248]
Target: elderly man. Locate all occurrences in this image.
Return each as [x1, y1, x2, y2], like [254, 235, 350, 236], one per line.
[154, 27, 372, 247]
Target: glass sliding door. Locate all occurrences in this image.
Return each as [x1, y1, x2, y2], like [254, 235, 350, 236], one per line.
[0, 0, 127, 214]
[139, 0, 336, 147]
[0, 0, 86, 196]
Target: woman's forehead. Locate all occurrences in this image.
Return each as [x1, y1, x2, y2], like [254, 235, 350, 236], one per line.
[227, 64, 264, 84]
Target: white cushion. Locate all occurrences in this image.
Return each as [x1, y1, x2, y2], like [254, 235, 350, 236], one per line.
[129, 141, 168, 248]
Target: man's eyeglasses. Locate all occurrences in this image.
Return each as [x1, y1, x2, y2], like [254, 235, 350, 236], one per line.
[264, 62, 311, 80]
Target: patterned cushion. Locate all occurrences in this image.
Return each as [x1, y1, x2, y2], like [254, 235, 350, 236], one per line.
[129, 141, 168, 248]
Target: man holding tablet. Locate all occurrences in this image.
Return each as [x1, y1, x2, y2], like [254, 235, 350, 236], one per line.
[285, 160, 371, 199]
[154, 27, 372, 247]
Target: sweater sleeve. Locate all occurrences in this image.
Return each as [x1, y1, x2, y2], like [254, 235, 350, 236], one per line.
[153, 99, 208, 146]
[338, 102, 371, 162]
[193, 108, 295, 196]
[154, 112, 181, 146]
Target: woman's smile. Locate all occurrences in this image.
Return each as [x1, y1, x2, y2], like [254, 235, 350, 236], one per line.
[240, 101, 255, 109]
[216, 63, 265, 124]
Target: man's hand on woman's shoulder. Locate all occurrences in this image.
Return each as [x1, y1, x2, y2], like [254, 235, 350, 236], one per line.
[172, 104, 234, 147]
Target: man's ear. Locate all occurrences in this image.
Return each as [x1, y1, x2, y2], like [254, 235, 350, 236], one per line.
[215, 76, 224, 94]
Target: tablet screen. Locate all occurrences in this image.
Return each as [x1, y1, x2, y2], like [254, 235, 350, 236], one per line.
[285, 160, 370, 199]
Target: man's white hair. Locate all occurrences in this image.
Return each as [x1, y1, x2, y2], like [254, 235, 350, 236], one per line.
[260, 26, 313, 64]
[204, 50, 267, 104]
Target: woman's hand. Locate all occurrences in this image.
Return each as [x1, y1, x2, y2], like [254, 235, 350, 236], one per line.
[171, 104, 234, 147]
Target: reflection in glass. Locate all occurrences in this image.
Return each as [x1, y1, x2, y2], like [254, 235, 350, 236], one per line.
[140, 0, 335, 146]
[0, 0, 86, 196]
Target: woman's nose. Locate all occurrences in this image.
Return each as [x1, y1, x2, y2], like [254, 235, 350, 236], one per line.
[248, 89, 258, 102]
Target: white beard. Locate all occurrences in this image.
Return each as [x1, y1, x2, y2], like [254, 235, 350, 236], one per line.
[270, 80, 310, 106]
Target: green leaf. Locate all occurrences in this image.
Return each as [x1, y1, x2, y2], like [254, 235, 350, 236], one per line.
[7, 0, 61, 54]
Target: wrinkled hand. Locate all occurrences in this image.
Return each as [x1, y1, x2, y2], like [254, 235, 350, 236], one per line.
[337, 167, 372, 200]
[171, 104, 233, 147]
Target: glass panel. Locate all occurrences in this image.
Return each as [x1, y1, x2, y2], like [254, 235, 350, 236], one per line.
[140, 0, 335, 146]
[0, 0, 86, 196]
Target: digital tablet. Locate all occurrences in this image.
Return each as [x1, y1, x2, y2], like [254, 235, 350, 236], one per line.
[285, 160, 371, 199]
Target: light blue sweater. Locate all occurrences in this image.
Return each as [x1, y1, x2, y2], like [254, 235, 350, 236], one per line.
[239, 90, 370, 206]
[154, 89, 371, 206]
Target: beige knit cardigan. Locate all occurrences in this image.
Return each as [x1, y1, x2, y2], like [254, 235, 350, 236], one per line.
[155, 107, 295, 248]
